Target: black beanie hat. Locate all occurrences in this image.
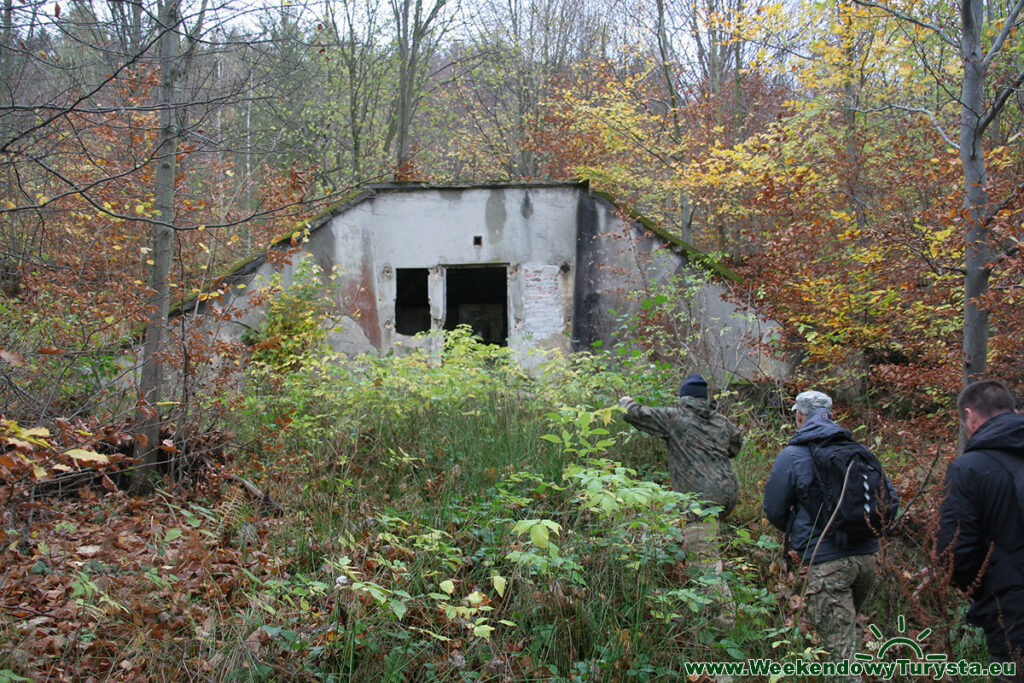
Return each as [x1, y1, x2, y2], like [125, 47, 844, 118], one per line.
[678, 374, 708, 399]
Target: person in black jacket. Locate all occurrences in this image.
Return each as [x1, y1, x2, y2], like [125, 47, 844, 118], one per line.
[938, 380, 1024, 679]
[763, 390, 899, 674]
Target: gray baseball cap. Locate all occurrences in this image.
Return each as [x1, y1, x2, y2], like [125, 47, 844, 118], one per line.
[791, 390, 833, 414]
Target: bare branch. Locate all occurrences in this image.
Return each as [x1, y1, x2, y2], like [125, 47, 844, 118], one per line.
[851, 0, 957, 47]
[852, 103, 960, 150]
[986, 178, 1024, 232]
[978, 67, 1024, 136]
[982, 0, 1024, 69]
[0, 27, 163, 155]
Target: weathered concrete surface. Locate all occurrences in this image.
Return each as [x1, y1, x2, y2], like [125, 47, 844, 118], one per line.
[187, 182, 785, 381]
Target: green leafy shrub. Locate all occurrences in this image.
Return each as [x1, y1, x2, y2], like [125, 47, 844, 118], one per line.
[224, 329, 806, 679]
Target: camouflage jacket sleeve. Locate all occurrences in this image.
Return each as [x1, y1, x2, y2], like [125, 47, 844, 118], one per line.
[621, 395, 741, 516]
[619, 397, 680, 439]
[722, 416, 743, 460]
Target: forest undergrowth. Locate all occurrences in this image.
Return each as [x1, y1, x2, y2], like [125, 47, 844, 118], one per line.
[0, 328, 991, 681]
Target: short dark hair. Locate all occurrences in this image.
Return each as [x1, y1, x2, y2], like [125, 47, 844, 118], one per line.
[957, 380, 1017, 420]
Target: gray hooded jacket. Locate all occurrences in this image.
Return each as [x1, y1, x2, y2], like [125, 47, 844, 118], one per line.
[763, 409, 899, 564]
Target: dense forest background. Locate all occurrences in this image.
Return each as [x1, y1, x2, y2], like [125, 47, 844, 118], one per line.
[1, 0, 1023, 679]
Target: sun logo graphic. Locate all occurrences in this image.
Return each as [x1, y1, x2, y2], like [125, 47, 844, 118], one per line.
[847, 614, 1012, 679]
[860, 614, 947, 664]
[851, 615, 1015, 679]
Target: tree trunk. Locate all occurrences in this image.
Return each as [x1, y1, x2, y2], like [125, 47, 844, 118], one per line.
[133, 0, 180, 490]
[841, 2, 868, 234]
[392, 0, 414, 176]
[389, 0, 449, 178]
[959, 0, 991, 385]
[655, 0, 695, 244]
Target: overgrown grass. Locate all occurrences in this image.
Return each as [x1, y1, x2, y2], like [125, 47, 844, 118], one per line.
[208, 330, 806, 680]
[6, 329, 992, 681]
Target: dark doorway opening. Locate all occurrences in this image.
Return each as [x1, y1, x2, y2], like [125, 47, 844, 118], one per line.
[395, 268, 430, 335]
[444, 266, 508, 345]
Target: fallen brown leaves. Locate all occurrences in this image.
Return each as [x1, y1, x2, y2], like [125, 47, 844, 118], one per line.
[0, 416, 293, 681]
[0, 483, 293, 681]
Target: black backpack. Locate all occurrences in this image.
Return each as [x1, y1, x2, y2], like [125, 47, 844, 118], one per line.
[805, 432, 891, 549]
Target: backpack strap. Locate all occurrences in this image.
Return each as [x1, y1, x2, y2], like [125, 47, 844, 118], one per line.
[803, 438, 857, 557]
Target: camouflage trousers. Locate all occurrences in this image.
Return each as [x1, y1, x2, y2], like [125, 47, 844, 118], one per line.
[805, 554, 876, 671]
[683, 519, 734, 631]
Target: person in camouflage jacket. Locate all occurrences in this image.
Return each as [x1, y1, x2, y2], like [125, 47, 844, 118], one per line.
[619, 374, 743, 630]
[618, 374, 743, 518]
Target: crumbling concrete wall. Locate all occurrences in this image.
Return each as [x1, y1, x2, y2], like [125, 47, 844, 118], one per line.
[185, 182, 785, 382]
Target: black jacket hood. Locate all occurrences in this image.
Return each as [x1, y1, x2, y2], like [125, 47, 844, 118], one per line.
[966, 411, 1024, 456]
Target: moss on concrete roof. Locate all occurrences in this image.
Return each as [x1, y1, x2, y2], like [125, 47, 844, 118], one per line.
[587, 188, 742, 283]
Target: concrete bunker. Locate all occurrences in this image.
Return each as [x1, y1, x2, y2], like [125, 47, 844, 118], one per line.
[182, 182, 787, 382]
